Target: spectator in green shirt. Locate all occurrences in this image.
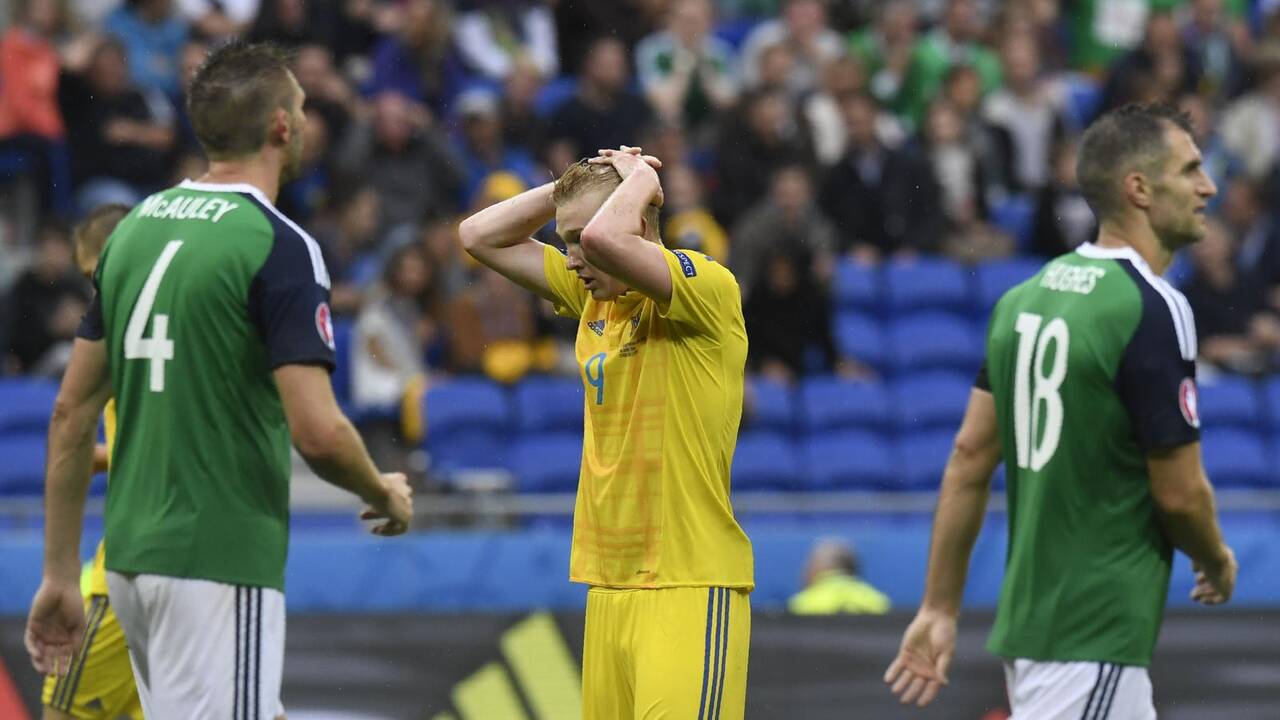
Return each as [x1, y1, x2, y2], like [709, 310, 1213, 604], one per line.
[897, 0, 1002, 128]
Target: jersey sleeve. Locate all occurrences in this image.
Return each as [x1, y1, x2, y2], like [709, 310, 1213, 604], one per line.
[658, 248, 738, 338]
[76, 260, 106, 341]
[542, 242, 589, 318]
[1115, 287, 1200, 451]
[247, 222, 337, 371]
[974, 360, 991, 391]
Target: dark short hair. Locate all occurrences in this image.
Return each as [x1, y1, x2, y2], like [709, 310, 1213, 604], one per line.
[187, 41, 296, 160]
[1077, 103, 1196, 220]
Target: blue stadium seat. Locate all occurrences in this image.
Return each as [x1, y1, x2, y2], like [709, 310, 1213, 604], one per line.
[884, 258, 970, 315]
[895, 431, 956, 490]
[800, 431, 894, 490]
[833, 259, 879, 312]
[1200, 430, 1271, 488]
[0, 434, 45, 495]
[798, 377, 891, 432]
[887, 313, 984, 375]
[834, 312, 887, 371]
[732, 432, 800, 491]
[1197, 377, 1262, 431]
[990, 196, 1035, 251]
[974, 258, 1043, 315]
[423, 379, 510, 434]
[743, 378, 795, 433]
[427, 429, 508, 475]
[892, 372, 974, 431]
[330, 318, 354, 404]
[0, 378, 58, 435]
[514, 375, 584, 433]
[1263, 378, 1280, 429]
[509, 433, 583, 493]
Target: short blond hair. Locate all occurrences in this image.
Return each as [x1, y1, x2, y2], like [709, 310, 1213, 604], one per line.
[553, 160, 662, 242]
[73, 203, 130, 271]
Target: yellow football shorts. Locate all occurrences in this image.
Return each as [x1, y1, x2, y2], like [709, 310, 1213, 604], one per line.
[41, 595, 142, 720]
[583, 586, 750, 720]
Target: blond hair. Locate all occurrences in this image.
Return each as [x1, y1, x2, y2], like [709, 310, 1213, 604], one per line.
[553, 160, 662, 242]
[73, 203, 130, 272]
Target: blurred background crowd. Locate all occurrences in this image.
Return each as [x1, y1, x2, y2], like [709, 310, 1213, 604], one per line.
[6, 0, 1280, 482]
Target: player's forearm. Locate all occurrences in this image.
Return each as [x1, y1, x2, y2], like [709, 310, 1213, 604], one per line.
[920, 447, 998, 616]
[582, 172, 656, 251]
[42, 404, 99, 582]
[296, 415, 389, 507]
[458, 182, 556, 254]
[1154, 476, 1231, 572]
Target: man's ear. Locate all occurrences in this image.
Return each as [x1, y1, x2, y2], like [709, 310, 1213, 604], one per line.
[268, 108, 290, 148]
[1122, 171, 1153, 210]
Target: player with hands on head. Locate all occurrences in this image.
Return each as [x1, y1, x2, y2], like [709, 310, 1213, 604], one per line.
[459, 144, 755, 720]
[886, 104, 1235, 718]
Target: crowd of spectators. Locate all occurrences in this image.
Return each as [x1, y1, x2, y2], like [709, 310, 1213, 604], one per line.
[6, 0, 1280, 404]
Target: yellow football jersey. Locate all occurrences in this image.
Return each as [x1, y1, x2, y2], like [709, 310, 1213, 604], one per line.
[542, 243, 754, 589]
[88, 399, 116, 597]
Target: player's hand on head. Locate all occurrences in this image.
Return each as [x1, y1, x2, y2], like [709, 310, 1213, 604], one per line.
[1191, 547, 1237, 605]
[25, 580, 85, 675]
[885, 608, 956, 708]
[360, 472, 413, 537]
[589, 146, 665, 207]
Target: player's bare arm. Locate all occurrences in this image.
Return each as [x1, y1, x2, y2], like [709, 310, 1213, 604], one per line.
[275, 364, 412, 536]
[458, 181, 560, 300]
[26, 338, 112, 676]
[580, 147, 673, 303]
[1148, 443, 1237, 604]
[886, 388, 1001, 708]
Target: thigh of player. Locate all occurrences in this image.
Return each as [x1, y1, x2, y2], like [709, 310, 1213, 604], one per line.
[108, 572, 287, 720]
[1004, 659, 1156, 720]
[41, 594, 143, 720]
[633, 587, 751, 720]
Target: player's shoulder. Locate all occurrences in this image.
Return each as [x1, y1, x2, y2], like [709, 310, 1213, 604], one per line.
[667, 247, 738, 290]
[1075, 243, 1197, 361]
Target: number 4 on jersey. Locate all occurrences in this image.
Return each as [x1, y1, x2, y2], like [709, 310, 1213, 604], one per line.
[125, 240, 184, 392]
[1013, 312, 1069, 471]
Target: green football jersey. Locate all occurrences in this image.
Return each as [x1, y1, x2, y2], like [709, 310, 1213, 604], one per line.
[78, 180, 335, 590]
[982, 243, 1200, 666]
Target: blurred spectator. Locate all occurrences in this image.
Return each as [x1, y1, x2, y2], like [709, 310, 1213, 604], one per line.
[454, 89, 540, 203]
[848, 0, 918, 114]
[662, 164, 729, 262]
[175, 0, 258, 38]
[1066, 0, 1161, 73]
[1100, 10, 1202, 113]
[730, 164, 835, 301]
[500, 62, 548, 154]
[1029, 138, 1094, 258]
[247, 0, 341, 48]
[1220, 43, 1280, 181]
[983, 35, 1067, 194]
[353, 243, 441, 407]
[1183, 0, 1251, 101]
[818, 93, 938, 262]
[334, 91, 465, 232]
[1224, 178, 1280, 296]
[277, 105, 330, 224]
[804, 53, 888, 166]
[173, 38, 209, 153]
[898, 0, 1001, 127]
[545, 37, 653, 171]
[293, 44, 358, 144]
[635, 0, 739, 134]
[419, 213, 469, 298]
[713, 88, 813, 225]
[103, 0, 188, 97]
[453, 0, 559, 82]
[447, 266, 540, 381]
[311, 183, 383, 315]
[60, 37, 176, 213]
[0, 0, 68, 216]
[943, 64, 1015, 202]
[788, 538, 890, 615]
[365, 0, 460, 115]
[745, 247, 865, 383]
[741, 0, 843, 95]
[3, 221, 90, 376]
[1183, 217, 1280, 374]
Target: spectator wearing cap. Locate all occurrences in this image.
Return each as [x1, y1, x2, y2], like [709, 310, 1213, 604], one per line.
[545, 37, 653, 172]
[635, 0, 739, 135]
[454, 87, 540, 205]
[740, 0, 843, 96]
